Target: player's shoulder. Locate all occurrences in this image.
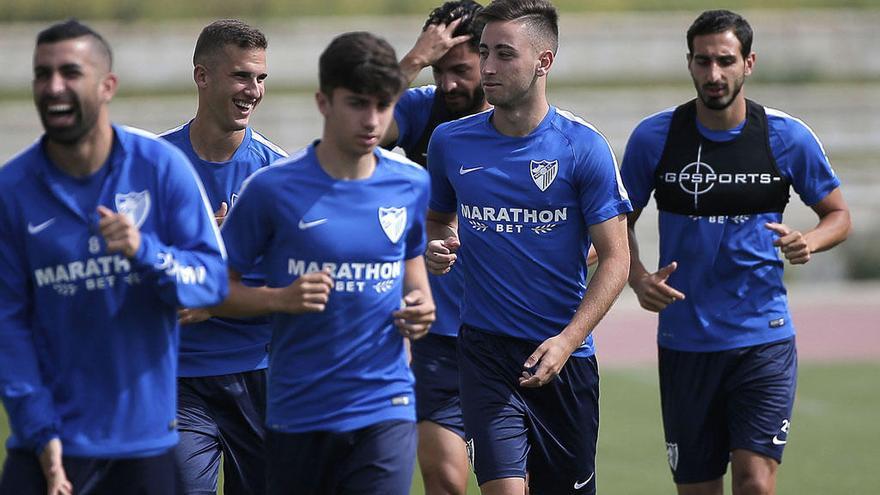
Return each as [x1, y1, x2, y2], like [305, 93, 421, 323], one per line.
[631, 106, 676, 141]
[551, 107, 611, 143]
[433, 109, 490, 139]
[249, 128, 288, 162]
[157, 122, 188, 144]
[242, 145, 309, 188]
[763, 105, 824, 150]
[378, 148, 430, 184]
[402, 84, 437, 103]
[118, 124, 190, 163]
[0, 139, 42, 189]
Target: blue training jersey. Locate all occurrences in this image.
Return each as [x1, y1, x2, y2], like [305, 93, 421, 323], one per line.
[0, 125, 228, 457]
[620, 106, 840, 352]
[221, 142, 429, 433]
[428, 106, 632, 357]
[395, 85, 462, 338]
[161, 122, 287, 377]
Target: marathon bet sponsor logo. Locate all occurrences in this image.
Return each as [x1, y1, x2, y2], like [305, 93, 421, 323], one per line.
[530, 159, 558, 191]
[288, 258, 402, 293]
[115, 190, 151, 228]
[378, 207, 406, 243]
[33, 255, 141, 295]
[460, 204, 567, 235]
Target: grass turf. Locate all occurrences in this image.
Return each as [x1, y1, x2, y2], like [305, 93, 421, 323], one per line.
[2, 362, 878, 493]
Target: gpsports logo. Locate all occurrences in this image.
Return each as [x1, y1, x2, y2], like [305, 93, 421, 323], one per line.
[663, 161, 782, 208]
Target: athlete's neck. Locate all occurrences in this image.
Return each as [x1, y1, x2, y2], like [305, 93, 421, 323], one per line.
[314, 139, 376, 180]
[491, 91, 550, 137]
[189, 115, 246, 162]
[695, 93, 747, 131]
[44, 116, 114, 179]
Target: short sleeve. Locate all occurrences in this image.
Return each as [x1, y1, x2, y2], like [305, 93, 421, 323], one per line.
[620, 112, 673, 209]
[221, 171, 273, 275]
[427, 123, 457, 213]
[768, 113, 841, 206]
[394, 86, 436, 150]
[405, 172, 431, 259]
[574, 131, 633, 226]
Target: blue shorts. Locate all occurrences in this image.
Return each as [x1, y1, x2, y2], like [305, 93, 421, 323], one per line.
[174, 369, 267, 495]
[265, 419, 416, 495]
[458, 325, 600, 494]
[0, 448, 180, 495]
[411, 333, 465, 439]
[659, 337, 798, 484]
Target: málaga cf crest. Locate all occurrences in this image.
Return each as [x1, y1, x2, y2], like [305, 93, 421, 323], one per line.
[115, 190, 151, 228]
[379, 207, 407, 243]
[530, 159, 558, 191]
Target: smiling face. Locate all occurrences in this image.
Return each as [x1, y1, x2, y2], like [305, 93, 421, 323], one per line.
[197, 45, 267, 132]
[433, 42, 486, 117]
[318, 87, 397, 158]
[688, 29, 754, 111]
[32, 36, 116, 145]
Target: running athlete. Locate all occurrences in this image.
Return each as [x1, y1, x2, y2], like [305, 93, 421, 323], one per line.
[381, 2, 488, 493]
[0, 20, 227, 495]
[161, 20, 286, 495]
[426, 1, 632, 494]
[621, 10, 851, 495]
[211, 32, 435, 495]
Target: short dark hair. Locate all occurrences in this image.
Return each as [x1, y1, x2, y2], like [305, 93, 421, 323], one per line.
[424, 1, 486, 52]
[687, 10, 753, 58]
[478, 0, 558, 54]
[36, 19, 113, 70]
[193, 19, 267, 66]
[319, 32, 406, 100]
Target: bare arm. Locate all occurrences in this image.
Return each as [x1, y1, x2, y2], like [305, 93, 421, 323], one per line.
[520, 213, 630, 387]
[765, 187, 851, 264]
[193, 268, 333, 319]
[392, 256, 436, 340]
[425, 209, 459, 275]
[626, 208, 685, 312]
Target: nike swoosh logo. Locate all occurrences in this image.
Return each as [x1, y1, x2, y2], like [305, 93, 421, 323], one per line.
[27, 218, 55, 235]
[298, 218, 328, 230]
[574, 472, 595, 489]
[459, 165, 484, 175]
[772, 435, 787, 445]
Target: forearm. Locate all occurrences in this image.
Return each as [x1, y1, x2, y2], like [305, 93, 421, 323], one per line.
[561, 250, 630, 346]
[399, 50, 429, 86]
[426, 215, 457, 243]
[626, 225, 651, 284]
[804, 209, 851, 254]
[208, 278, 282, 318]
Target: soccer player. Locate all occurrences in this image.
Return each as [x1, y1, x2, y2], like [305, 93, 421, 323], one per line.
[160, 19, 286, 495]
[426, 1, 632, 494]
[620, 10, 851, 495]
[210, 31, 435, 494]
[381, 2, 488, 493]
[0, 20, 227, 495]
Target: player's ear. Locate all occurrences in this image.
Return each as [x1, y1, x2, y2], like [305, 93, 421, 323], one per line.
[744, 52, 756, 77]
[315, 90, 330, 116]
[99, 72, 118, 102]
[193, 64, 208, 89]
[536, 49, 553, 77]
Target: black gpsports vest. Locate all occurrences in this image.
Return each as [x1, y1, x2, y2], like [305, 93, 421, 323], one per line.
[404, 91, 453, 167]
[653, 99, 790, 216]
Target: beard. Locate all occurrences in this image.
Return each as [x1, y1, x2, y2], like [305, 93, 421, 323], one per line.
[443, 85, 486, 118]
[696, 74, 745, 111]
[37, 94, 96, 145]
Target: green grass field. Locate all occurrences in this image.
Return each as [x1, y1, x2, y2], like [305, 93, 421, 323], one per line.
[2, 362, 878, 493]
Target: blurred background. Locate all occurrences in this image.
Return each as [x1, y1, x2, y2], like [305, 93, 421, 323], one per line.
[1, 1, 878, 493]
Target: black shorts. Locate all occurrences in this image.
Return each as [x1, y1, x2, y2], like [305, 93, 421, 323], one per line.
[659, 337, 797, 484]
